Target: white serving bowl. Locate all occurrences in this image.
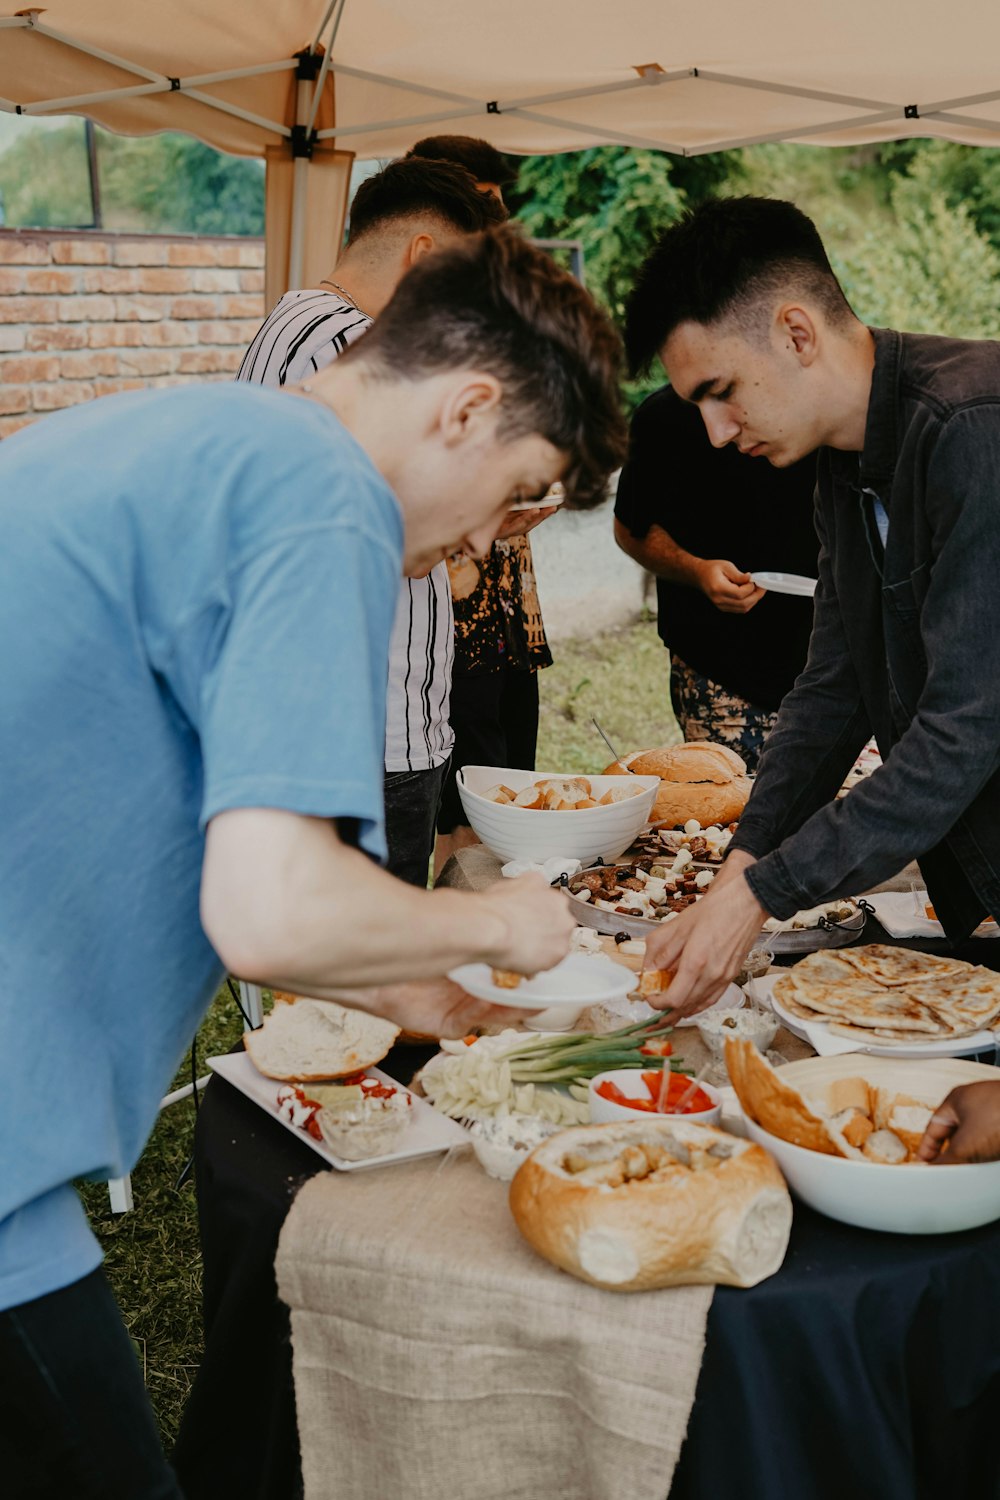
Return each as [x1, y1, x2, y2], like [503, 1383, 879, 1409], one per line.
[589, 1068, 722, 1126]
[742, 1054, 1000, 1234]
[457, 765, 659, 865]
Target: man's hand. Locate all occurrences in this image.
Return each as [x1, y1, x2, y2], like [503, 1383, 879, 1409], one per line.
[366, 978, 533, 1039]
[696, 559, 765, 614]
[493, 503, 559, 543]
[641, 852, 766, 1017]
[917, 1081, 1000, 1163]
[477, 872, 576, 975]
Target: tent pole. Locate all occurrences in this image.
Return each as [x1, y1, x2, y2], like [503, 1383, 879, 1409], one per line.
[288, 72, 314, 293]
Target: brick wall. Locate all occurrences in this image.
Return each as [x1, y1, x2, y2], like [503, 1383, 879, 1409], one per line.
[0, 229, 266, 439]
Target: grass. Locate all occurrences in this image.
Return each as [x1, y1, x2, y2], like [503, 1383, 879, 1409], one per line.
[80, 615, 676, 1450]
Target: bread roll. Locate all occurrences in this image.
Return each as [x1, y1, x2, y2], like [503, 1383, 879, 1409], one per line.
[603, 742, 751, 828]
[244, 998, 399, 1082]
[510, 1120, 791, 1290]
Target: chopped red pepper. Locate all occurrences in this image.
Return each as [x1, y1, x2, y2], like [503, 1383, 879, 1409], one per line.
[596, 1072, 713, 1116]
[640, 1038, 673, 1057]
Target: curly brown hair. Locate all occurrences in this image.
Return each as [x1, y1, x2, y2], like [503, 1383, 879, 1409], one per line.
[352, 225, 628, 509]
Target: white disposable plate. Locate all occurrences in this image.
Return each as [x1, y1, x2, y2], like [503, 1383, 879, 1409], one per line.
[756, 974, 1000, 1060]
[751, 570, 818, 597]
[448, 952, 633, 1010]
[207, 1052, 467, 1172]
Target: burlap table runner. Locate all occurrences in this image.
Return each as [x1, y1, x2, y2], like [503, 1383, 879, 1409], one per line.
[276, 1149, 713, 1500]
[275, 838, 834, 1498]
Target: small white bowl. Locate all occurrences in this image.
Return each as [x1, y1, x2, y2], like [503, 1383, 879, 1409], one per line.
[588, 1068, 722, 1126]
[457, 765, 659, 865]
[695, 1006, 779, 1059]
[522, 1004, 584, 1033]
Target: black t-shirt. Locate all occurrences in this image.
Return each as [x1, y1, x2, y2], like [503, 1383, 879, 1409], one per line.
[614, 385, 820, 710]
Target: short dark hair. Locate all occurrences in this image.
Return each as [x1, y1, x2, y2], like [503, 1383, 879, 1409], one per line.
[407, 135, 518, 191]
[346, 157, 506, 245]
[350, 226, 627, 509]
[625, 196, 855, 376]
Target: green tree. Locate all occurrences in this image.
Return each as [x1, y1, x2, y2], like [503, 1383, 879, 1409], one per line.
[508, 147, 692, 405]
[833, 157, 1000, 338]
[878, 138, 1000, 257]
[0, 121, 264, 235]
[0, 121, 93, 228]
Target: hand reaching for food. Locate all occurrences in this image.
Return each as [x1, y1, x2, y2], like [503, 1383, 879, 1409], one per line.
[641, 852, 766, 1017]
[917, 1080, 1000, 1163]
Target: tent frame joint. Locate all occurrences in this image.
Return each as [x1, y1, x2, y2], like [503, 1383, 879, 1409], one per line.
[296, 47, 323, 82]
[486, 99, 501, 114]
[905, 103, 920, 118]
[168, 77, 181, 92]
[290, 122, 316, 158]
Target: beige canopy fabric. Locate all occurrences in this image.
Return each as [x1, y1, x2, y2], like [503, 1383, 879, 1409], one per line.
[2, 1, 1000, 294]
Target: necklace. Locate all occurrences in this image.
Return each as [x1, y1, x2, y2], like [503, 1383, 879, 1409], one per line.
[319, 277, 370, 317]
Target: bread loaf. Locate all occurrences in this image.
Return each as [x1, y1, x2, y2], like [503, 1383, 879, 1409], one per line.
[603, 742, 751, 828]
[244, 998, 399, 1082]
[509, 1119, 792, 1290]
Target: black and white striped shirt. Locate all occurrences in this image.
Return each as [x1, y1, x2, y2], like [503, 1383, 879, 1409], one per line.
[237, 289, 454, 772]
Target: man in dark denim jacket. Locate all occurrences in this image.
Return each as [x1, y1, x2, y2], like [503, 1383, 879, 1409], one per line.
[623, 197, 1000, 1062]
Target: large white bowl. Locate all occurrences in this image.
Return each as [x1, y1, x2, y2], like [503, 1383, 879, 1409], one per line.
[457, 765, 659, 865]
[742, 1054, 1000, 1234]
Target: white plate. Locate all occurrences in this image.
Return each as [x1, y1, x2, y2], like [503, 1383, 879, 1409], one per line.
[756, 974, 1000, 1060]
[207, 1052, 468, 1172]
[751, 570, 817, 597]
[448, 952, 633, 1010]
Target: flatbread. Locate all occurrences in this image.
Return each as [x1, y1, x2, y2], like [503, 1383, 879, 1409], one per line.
[773, 944, 1000, 1045]
[907, 970, 1000, 1029]
[780, 979, 943, 1032]
[838, 944, 967, 986]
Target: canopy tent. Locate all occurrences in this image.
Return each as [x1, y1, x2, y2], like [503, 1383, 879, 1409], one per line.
[2, 1, 1000, 301]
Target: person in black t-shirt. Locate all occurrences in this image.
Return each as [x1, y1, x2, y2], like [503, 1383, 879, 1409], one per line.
[614, 384, 818, 772]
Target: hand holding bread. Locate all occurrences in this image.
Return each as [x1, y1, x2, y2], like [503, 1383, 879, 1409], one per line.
[642, 850, 767, 1017]
[918, 1080, 1000, 1163]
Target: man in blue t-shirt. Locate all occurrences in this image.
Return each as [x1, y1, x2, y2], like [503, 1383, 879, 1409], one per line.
[0, 226, 628, 1496]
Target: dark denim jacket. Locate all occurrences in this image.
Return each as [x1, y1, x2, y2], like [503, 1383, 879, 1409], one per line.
[732, 327, 1000, 939]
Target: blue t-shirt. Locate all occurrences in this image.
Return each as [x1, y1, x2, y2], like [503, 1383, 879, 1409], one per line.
[0, 383, 402, 1310]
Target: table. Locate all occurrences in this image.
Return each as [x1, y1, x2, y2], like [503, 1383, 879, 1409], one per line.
[172, 849, 1000, 1498]
[174, 1041, 1000, 1500]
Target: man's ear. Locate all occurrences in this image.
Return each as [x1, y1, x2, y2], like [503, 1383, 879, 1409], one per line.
[438, 373, 503, 447]
[776, 303, 819, 367]
[405, 232, 437, 266]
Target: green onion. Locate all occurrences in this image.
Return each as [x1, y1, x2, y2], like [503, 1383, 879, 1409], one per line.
[492, 1015, 688, 1087]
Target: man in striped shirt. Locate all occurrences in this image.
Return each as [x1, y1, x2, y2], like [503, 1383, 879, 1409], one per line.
[238, 157, 504, 884]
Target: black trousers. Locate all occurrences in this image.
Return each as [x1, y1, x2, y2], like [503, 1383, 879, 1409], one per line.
[383, 757, 449, 886]
[0, 1266, 183, 1500]
[437, 667, 540, 834]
